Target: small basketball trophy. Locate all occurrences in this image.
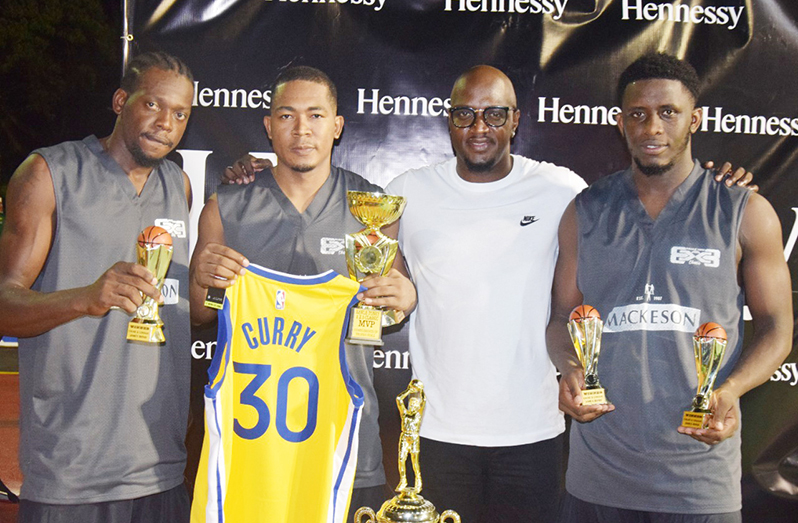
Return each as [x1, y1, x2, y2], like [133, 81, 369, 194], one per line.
[354, 380, 460, 523]
[126, 226, 173, 343]
[567, 305, 607, 405]
[682, 322, 728, 429]
[345, 191, 406, 346]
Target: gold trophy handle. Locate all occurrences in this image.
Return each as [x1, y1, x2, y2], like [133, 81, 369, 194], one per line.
[440, 510, 461, 522]
[354, 507, 376, 523]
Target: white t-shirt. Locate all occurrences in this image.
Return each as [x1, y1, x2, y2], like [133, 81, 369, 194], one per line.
[386, 155, 586, 446]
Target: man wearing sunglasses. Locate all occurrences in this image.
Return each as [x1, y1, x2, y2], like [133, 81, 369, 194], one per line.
[384, 65, 585, 522]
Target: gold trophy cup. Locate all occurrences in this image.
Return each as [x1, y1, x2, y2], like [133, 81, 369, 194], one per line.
[682, 322, 728, 429]
[567, 305, 607, 405]
[345, 191, 406, 346]
[126, 226, 173, 343]
[354, 380, 460, 523]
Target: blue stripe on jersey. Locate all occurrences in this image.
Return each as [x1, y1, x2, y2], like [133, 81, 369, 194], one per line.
[246, 263, 339, 285]
[213, 396, 225, 523]
[340, 294, 365, 407]
[207, 297, 234, 397]
[332, 405, 362, 516]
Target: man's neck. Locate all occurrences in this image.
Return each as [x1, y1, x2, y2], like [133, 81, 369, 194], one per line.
[272, 163, 332, 214]
[632, 156, 695, 220]
[100, 134, 155, 196]
[455, 154, 514, 184]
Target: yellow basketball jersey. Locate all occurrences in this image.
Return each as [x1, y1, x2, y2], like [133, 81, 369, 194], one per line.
[191, 264, 365, 523]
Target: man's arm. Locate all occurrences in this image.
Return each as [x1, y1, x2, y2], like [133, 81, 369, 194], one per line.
[0, 155, 161, 337]
[678, 193, 792, 444]
[546, 201, 615, 422]
[188, 195, 249, 326]
[357, 219, 417, 316]
[221, 155, 273, 185]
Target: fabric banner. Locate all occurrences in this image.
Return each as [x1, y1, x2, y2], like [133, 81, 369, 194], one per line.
[129, 0, 798, 517]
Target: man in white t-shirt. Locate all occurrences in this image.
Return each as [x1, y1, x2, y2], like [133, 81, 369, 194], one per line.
[385, 65, 586, 522]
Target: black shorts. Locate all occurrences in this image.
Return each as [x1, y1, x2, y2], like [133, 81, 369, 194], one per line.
[19, 483, 190, 523]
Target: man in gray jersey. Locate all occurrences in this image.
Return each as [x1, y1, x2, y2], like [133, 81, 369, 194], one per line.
[189, 66, 417, 518]
[0, 52, 195, 522]
[547, 53, 792, 522]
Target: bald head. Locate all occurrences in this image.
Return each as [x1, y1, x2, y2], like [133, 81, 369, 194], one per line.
[450, 65, 518, 108]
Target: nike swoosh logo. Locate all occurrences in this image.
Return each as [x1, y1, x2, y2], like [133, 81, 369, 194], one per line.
[520, 216, 539, 226]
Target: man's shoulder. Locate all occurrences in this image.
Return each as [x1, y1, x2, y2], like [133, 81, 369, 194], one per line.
[512, 155, 587, 194]
[333, 165, 383, 193]
[579, 169, 627, 197]
[33, 137, 94, 162]
[386, 158, 455, 194]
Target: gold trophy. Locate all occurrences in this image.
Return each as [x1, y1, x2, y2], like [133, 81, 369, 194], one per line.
[355, 380, 460, 523]
[345, 191, 406, 346]
[567, 305, 607, 405]
[682, 322, 728, 429]
[126, 225, 173, 343]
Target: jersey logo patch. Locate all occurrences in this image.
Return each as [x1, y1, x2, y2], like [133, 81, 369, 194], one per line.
[520, 215, 539, 226]
[155, 218, 187, 239]
[670, 246, 720, 268]
[321, 237, 345, 255]
[275, 290, 286, 310]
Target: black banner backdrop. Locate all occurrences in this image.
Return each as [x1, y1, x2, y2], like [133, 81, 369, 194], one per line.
[128, 0, 798, 518]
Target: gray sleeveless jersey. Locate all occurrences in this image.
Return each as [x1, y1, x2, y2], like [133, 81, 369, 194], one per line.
[18, 136, 191, 504]
[567, 162, 750, 513]
[217, 165, 387, 488]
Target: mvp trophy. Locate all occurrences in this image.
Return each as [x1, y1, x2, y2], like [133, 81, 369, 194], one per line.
[682, 322, 728, 429]
[345, 191, 406, 346]
[355, 380, 460, 523]
[126, 225, 173, 343]
[567, 305, 607, 405]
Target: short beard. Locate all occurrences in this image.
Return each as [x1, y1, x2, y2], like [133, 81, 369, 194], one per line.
[462, 155, 499, 173]
[130, 143, 163, 169]
[285, 162, 315, 174]
[633, 157, 673, 177]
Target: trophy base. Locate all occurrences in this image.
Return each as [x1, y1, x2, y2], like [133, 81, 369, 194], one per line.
[355, 490, 460, 523]
[581, 387, 607, 406]
[127, 321, 166, 343]
[347, 307, 384, 346]
[682, 410, 711, 429]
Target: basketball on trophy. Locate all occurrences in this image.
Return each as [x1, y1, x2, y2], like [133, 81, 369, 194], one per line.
[569, 304, 601, 322]
[137, 225, 173, 248]
[695, 322, 727, 341]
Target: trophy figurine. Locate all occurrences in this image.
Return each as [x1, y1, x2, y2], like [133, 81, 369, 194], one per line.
[345, 191, 406, 346]
[567, 304, 607, 405]
[682, 322, 728, 429]
[126, 225, 173, 343]
[354, 380, 460, 523]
